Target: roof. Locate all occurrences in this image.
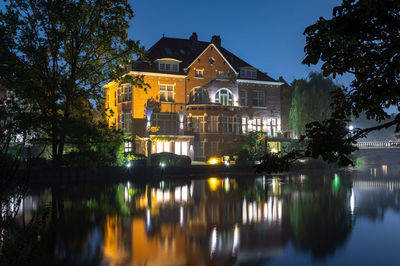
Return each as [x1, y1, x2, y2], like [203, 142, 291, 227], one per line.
[134, 35, 278, 82]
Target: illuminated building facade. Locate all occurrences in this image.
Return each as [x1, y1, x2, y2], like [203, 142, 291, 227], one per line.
[104, 33, 285, 160]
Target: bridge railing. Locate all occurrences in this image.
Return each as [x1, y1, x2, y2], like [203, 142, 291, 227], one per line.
[355, 141, 400, 149]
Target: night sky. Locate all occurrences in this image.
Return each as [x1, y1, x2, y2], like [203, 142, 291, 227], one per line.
[128, 0, 345, 83]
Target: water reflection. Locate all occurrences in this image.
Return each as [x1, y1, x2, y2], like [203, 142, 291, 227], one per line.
[14, 165, 400, 265]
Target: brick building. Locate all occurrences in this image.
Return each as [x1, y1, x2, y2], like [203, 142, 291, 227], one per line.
[104, 33, 286, 161]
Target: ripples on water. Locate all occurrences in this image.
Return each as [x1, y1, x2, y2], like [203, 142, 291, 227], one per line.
[14, 165, 400, 265]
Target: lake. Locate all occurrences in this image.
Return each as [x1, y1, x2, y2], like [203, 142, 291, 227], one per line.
[15, 165, 400, 265]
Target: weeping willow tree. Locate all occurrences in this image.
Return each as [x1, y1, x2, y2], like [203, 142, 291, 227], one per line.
[289, 72, 338, 137]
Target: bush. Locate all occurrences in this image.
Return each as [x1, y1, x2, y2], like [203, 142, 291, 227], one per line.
[150, 152, 191, 167]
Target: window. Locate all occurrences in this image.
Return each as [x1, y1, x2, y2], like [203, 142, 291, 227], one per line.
[195, 69, 204, 78]
[123, 113, 132, 132]
[118, 85, 132, 103]
[267, 118, 277, 137]
[241, 117, 247, 134]
[114, 91, 117, 106]
[207, 116, 218, 133]
[153, 113, 179, 134]
[192, 116, 204, 133]
[124, 142, 132, 152]
[215, 89, 233, 106]
[252, 90, 265, 107]
[159, 61, 179, 72]
[123, 85, 132, 102]
[210, 141, 218, 155]
[240, 68, 257, 79]
[252, 118, 262, 132]
[189, 87, 208, 104]
[223, 117, 234, 133]
[240, 90, 247, 106]
[156, 141, 170, 153]
[118, 87, 122, 103]
[160, 84, 174, 102]
[175, 141, 188, 156]
[209, 57, 215, 65]
[195, 141, 205, 158]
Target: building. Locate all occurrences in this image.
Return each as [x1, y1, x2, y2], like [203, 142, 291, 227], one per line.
[104, 33, 286, 161]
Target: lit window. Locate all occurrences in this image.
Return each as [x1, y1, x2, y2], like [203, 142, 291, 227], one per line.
[124, 142, 132, 152]
[156, 141, 170, 153]
[252, 91, 265, 107]
[195, 69, 204, 78]
[252, 118, 262, 132]
[215, 89, 233, 106]
[175, 142, 181, 155]
[175, 141, 188, 156]
[240, 90, 247, 106]
[267, 118, 277, 137]
[223, 117, 234, 133]
[241, 117, 247, 134]
[160, 84, 174, 102]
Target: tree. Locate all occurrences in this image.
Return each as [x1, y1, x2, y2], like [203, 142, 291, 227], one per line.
[289, 72, 337, 137]
[0, 0, 148, 166]
[257, 0, 400, 173]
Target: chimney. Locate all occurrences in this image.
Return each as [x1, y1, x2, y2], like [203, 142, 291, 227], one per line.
[211, 35, 221, 47]
[189, 32, 198, 43]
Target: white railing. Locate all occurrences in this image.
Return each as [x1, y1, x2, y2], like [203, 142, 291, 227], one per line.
[355, 141, 400, 149]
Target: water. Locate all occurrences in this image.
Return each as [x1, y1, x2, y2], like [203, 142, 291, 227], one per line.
[15, 165, 400, 265]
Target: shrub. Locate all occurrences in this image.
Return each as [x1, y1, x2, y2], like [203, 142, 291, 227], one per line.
[150, 152, 191, 167]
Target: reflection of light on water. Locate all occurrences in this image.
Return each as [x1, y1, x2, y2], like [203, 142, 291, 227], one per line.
[382, 165, 388, 176]
[164, 191, 170, 202]
[242, 198, 247, 224]
[210, 227, 217, 256]
[180, 206, 184, 226]
[156, 189, 163, 202]
[190, 183, 193, 197]
[146, 209, 151, 230]
[224, 178, 230, 192]
[278, 200, 282, 220]
[350, 189, 355, 214]
[232, 224, 240, 255]
[264, 202, 268, 220]
[181, 186, 188, 202]
[248, 203, 253, 223]
[208, 178, 221, 191]
[175, 187, 181, 201]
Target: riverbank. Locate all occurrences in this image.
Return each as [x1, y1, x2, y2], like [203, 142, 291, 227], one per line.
[23, 159, 344, 185]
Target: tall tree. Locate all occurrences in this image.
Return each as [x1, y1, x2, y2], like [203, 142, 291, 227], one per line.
[289, 72, 337, 137]
[0, 0, 148, 166]
[257, 0, 400, 173]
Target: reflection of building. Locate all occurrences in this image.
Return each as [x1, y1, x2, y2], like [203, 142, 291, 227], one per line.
[104, 33, 287, 161]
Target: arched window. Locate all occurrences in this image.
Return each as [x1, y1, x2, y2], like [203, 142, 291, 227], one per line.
[189, 87, 209, 104]
[215, 89, 233, 106]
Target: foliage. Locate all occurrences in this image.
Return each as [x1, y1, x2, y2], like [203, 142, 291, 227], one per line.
[289, 185, 354, 259]
[258, 0, 400, 173]
[289, 72, 337, 137]
[150, 152, 191, 167]
[0, 0, 149, 166]
[219, 132, 269, 160]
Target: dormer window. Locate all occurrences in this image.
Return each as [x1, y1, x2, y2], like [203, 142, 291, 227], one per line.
[157, 59, 181, 72]
[240, 68, 257, 79]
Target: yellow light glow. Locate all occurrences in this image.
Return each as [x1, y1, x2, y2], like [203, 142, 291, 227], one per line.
[207, 157, 219, 165]
[208, 178, 221, 191]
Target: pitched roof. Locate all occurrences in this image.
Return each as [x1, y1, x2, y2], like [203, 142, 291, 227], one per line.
[134, 35, 277, 82]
